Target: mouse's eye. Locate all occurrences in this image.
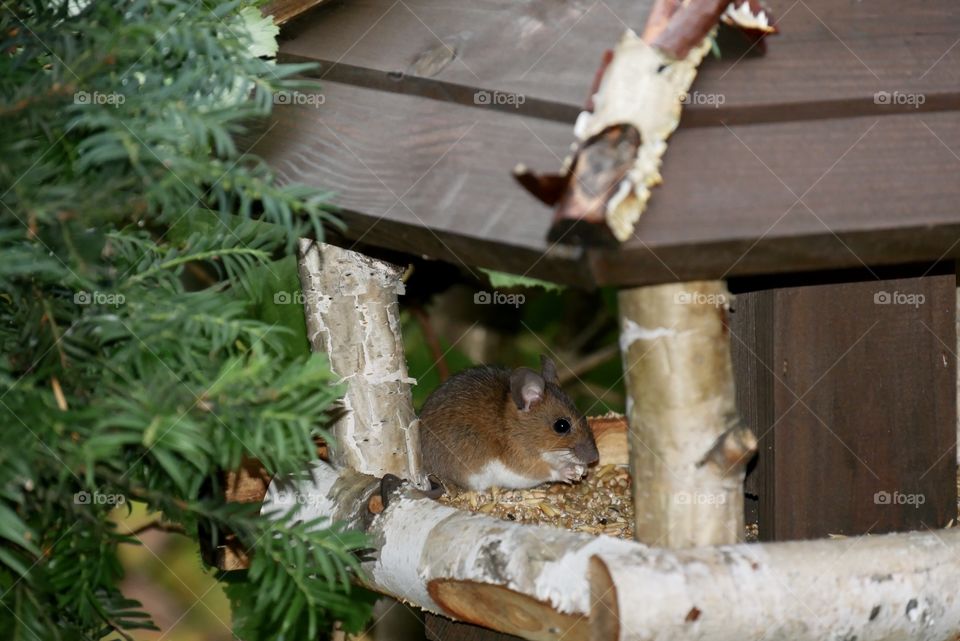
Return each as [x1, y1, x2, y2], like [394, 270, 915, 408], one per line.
[553, 418, 571, 434]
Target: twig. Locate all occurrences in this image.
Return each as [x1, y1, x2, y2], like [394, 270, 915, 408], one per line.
[126, 520, 187, 537]
[557, 343, 620, 385]
[39, 297, 69, 369]
[50, 376, 68, 411]
[186, 262, 217, 287]
[565, 308, 613, 355]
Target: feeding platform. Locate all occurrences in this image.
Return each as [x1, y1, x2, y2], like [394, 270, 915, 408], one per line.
[219, 0, 960, 639]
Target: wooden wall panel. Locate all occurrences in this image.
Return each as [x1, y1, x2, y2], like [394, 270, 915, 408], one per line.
[733, 274, 957, 541]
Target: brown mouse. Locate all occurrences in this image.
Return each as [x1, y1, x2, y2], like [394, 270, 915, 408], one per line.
[419, 355, 599, 491]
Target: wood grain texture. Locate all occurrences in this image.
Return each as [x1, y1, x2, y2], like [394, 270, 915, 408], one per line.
[591, 110, 960, 287]
[243, 81, 589, 285]
[425, 613, 523, 641]
[728, 289, 775, 535]
[278, 0, 960, 125]
[736, 275, 957, 540]
[428, 581, 586, 641]
[248, 79, 960, 286]
[264, 0, 329, 24]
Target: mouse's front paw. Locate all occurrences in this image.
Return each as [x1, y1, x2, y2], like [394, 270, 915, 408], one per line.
[560, 464, 587, 483]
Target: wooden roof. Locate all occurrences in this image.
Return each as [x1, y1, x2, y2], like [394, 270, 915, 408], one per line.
[249, 0, 960, 287]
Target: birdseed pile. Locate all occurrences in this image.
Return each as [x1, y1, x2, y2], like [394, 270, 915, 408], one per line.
[439, 463, 762, 541]
[439, 464, 635, 538]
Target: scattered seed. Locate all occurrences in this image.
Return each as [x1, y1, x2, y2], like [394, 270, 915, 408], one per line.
[437, 467, 759, 542]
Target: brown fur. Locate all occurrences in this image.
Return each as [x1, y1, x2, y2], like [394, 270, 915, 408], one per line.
[419, 362, 598, 490]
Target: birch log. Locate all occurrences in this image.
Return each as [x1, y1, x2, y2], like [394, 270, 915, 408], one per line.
[618, 281, 754, 548]
[262, 460, 960, 641]
[297, 240, 420, 480]
[588, 529, 960, 641]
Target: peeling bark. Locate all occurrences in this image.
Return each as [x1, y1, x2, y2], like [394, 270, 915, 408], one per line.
[515, 0, 778, 244]
[297, 240, 419, 480]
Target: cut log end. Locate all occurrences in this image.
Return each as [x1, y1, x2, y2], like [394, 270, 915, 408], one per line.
[428, 579, 588, 641]
[588, 556, 620, 641]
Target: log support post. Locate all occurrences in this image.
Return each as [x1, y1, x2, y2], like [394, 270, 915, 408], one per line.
[617, 280, 755, 548]
[297, 240, 426, 485]
[297, 240, 428, 638]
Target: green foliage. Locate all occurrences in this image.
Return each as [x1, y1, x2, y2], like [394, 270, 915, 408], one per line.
[480, 268, 565, 294]
[226, 513, 378, 640]
[0, 1, 371, 639]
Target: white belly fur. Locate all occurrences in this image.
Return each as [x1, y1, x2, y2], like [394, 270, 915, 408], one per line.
[465, 459, 543, 490]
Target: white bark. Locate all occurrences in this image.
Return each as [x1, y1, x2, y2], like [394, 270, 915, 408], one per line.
[591, 532, 960, 641]
[263, 460, 960, 641]
[618, 281, 753, 548]
[296, 240, 419, 479]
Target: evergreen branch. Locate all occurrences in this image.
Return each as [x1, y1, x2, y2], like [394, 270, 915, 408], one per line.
[0, 1, 373, 638]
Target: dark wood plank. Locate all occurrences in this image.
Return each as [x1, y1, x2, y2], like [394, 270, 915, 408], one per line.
[249, 79, 960, 287]
[728, 289, 776, 534]
[425, 613, 522, 641]
[279, 0, 960, 125]
[741, 275, 957, 540]
[244, 81, 590, 285]
[265, 0, 329, 25]
[590, 110, 960, 287]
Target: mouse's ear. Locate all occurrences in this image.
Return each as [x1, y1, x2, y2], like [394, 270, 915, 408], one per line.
[540, 355, 559, 385]
[510, 367, 545, 411]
